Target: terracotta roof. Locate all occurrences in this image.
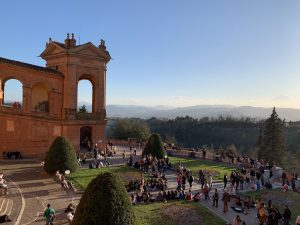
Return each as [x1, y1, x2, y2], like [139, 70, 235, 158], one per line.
[0, 57, 63, 76]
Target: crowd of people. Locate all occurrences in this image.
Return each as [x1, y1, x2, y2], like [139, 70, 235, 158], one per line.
[127, 176, 167, 192]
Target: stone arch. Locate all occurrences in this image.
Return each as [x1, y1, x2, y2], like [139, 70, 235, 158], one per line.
[1, 78, 24, 108]
[77, 74, 96, 113]
[31, 82, 52, 112]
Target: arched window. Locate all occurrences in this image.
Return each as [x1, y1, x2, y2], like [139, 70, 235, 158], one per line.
[2, 79, 23, 108]
[77, 79, 93, 113]
[31, 83, 49, 112]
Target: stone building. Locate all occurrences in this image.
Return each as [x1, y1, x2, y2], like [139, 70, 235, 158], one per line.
[0, 34, 110, 156]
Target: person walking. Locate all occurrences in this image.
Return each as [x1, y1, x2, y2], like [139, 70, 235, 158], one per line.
[44, 204, 56, 225]
[212, 188, 219, 208]
[222, 189, 231, 213]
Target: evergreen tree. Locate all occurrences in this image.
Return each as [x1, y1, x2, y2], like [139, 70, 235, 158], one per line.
[44, 136, 79, 173]
[72, 172, 137, 225]
[256, 127, 264, 160]
[261, 107, 287, 166]
[143, 133, 166, 159]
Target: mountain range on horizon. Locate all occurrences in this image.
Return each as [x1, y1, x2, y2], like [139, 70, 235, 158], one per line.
[78, 102, 300, 121]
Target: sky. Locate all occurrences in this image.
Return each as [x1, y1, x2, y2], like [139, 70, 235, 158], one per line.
[1, 0, 300, 108]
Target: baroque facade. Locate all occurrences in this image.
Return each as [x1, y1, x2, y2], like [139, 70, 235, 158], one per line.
[0, 34, 110, 156]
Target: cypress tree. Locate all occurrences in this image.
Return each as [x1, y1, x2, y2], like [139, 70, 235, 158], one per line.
[261, 108, 287, 166]
[72, 172, 137, 225]
[44, 136, 79, 173]
[143, 133, 166, 159]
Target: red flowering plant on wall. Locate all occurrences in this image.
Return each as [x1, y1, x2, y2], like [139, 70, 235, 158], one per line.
[12, 101, 22, 110]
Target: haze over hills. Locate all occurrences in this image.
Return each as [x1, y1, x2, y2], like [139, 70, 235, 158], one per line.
[78, 102, 300, 121]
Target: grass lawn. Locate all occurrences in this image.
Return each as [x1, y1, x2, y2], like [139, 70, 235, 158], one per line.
[134, 200, 226, 225]
[169, 156, 235, 181]
[66, 166, 145, 190]
[244, 188, 300, 222]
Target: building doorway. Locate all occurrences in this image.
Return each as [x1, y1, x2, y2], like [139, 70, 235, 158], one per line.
[80, 126, 92, 151]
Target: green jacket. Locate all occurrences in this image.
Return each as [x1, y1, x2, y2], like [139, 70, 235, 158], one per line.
[44, 207, 55, 222]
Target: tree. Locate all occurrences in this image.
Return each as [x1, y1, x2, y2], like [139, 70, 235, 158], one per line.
[260, 108, 287, 166]
[109, 118, 151, 140]
[256, 127, 264, 160]
[226, 144, 238, 157]
[143, 133, 166, 159]
[44, 136, 79, 173]
[78, 104, 88, 113]
[72, 172, 136, 225]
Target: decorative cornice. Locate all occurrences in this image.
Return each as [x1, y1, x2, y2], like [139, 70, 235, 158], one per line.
[0, 57, 64, 76]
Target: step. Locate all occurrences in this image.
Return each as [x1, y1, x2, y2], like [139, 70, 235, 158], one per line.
[0, 197, 13, 216]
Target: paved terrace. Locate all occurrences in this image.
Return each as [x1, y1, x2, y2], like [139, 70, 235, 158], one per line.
[0, 146, 283, 225]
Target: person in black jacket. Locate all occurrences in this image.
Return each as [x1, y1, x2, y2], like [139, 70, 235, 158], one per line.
[212, 188, 219, 207]
[282, 205, 291, 225]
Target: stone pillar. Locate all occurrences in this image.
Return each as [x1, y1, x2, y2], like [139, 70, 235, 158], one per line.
[22, 85, 31, 113]
[48, 92, 54, 115]
[0, 79, 3, 106]
[97, 65, 106, 114]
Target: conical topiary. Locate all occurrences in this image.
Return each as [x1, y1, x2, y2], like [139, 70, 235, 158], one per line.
[72, 172, 137, 225]
[142, 133, 166, 159]
[44, 136, 79, 174]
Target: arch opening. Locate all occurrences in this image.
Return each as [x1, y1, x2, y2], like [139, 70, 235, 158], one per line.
[77, 79, 93, 113]
[2, 79, 23, 109]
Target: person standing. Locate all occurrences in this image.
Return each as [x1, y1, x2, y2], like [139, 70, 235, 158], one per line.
[188, 174, 194, 188]
[222, 189, 231, 213]
[258, 203, 267, 225]
[0, 173, 8, 194]
[122, 150, 126, 163]
[282, 205, 291, 225]
[223, 174, 228, 189]
[212, 188, 219, 208]
[44, 204, 56, 225]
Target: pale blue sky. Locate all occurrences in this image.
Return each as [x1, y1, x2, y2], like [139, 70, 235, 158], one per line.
[1, 1, 300, 108]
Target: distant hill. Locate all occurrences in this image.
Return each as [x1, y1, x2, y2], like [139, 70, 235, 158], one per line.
[78, 102, 300, 121]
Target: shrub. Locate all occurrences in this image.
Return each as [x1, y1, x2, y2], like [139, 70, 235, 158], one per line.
[143, 133, 166, 159]
[44, 136, 79, 174]
[72, 172, 137, 225]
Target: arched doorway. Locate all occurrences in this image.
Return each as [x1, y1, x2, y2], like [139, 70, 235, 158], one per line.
[80, 126, 92, 151]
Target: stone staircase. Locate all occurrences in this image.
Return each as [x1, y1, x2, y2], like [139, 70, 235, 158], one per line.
[0, 196, 13, 216]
